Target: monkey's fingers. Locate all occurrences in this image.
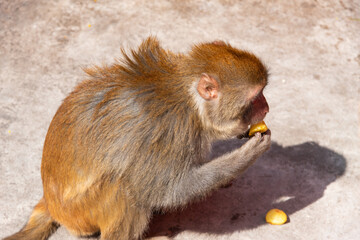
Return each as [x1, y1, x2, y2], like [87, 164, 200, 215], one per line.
[241, 128, 271, 140]
[263, 129, 271, 136]
[256, 128, 271, 137]
[256, 129, 271, 139]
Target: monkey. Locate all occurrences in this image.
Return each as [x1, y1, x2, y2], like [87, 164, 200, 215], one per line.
[3, 37, 270, 240]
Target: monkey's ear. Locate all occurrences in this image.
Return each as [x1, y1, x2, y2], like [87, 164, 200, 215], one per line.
[197, 73, 219, 100]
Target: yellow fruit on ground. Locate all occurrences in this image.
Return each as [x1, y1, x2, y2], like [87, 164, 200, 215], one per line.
[249, 121, 268, 137]
[265, 208, 287, 225]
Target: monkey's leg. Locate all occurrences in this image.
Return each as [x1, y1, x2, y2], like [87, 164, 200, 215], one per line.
[100, 205, 151, 240]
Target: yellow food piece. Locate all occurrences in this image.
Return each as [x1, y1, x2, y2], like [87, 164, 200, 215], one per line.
[249, 121, 268, 137]
[265, 209, 287, 225]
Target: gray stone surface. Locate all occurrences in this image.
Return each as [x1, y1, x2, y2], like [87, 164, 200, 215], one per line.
[1, 0, 359, 239]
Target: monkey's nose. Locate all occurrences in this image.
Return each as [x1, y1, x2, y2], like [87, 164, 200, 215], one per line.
[264, 103, 269, 114]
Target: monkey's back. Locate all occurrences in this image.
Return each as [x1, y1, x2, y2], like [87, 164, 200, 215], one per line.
[40, 40, 203, 233]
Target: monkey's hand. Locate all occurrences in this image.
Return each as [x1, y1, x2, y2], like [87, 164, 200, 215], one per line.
[241, 129, 271, 161]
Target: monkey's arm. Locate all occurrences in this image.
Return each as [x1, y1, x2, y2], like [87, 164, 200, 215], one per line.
[163, 131, 271, 208]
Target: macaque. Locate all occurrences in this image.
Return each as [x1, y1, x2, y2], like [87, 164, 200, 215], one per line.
[4, 37, 270, 240]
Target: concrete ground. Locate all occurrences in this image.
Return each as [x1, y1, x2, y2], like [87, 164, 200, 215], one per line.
[1, 0, 359, 239]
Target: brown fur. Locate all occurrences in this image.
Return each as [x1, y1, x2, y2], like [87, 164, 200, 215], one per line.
[4, 37, 271, 240]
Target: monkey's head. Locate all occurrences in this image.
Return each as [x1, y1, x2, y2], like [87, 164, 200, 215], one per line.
[190, 41, 269, 139]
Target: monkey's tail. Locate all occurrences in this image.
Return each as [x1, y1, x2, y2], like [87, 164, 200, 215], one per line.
[3, 198, 59, 240]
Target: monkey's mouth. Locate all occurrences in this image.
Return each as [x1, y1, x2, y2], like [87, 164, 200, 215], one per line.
[237, 128, 250, 139]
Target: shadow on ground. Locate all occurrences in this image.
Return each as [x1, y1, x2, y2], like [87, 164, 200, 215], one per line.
[146, 140, 346, 238]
